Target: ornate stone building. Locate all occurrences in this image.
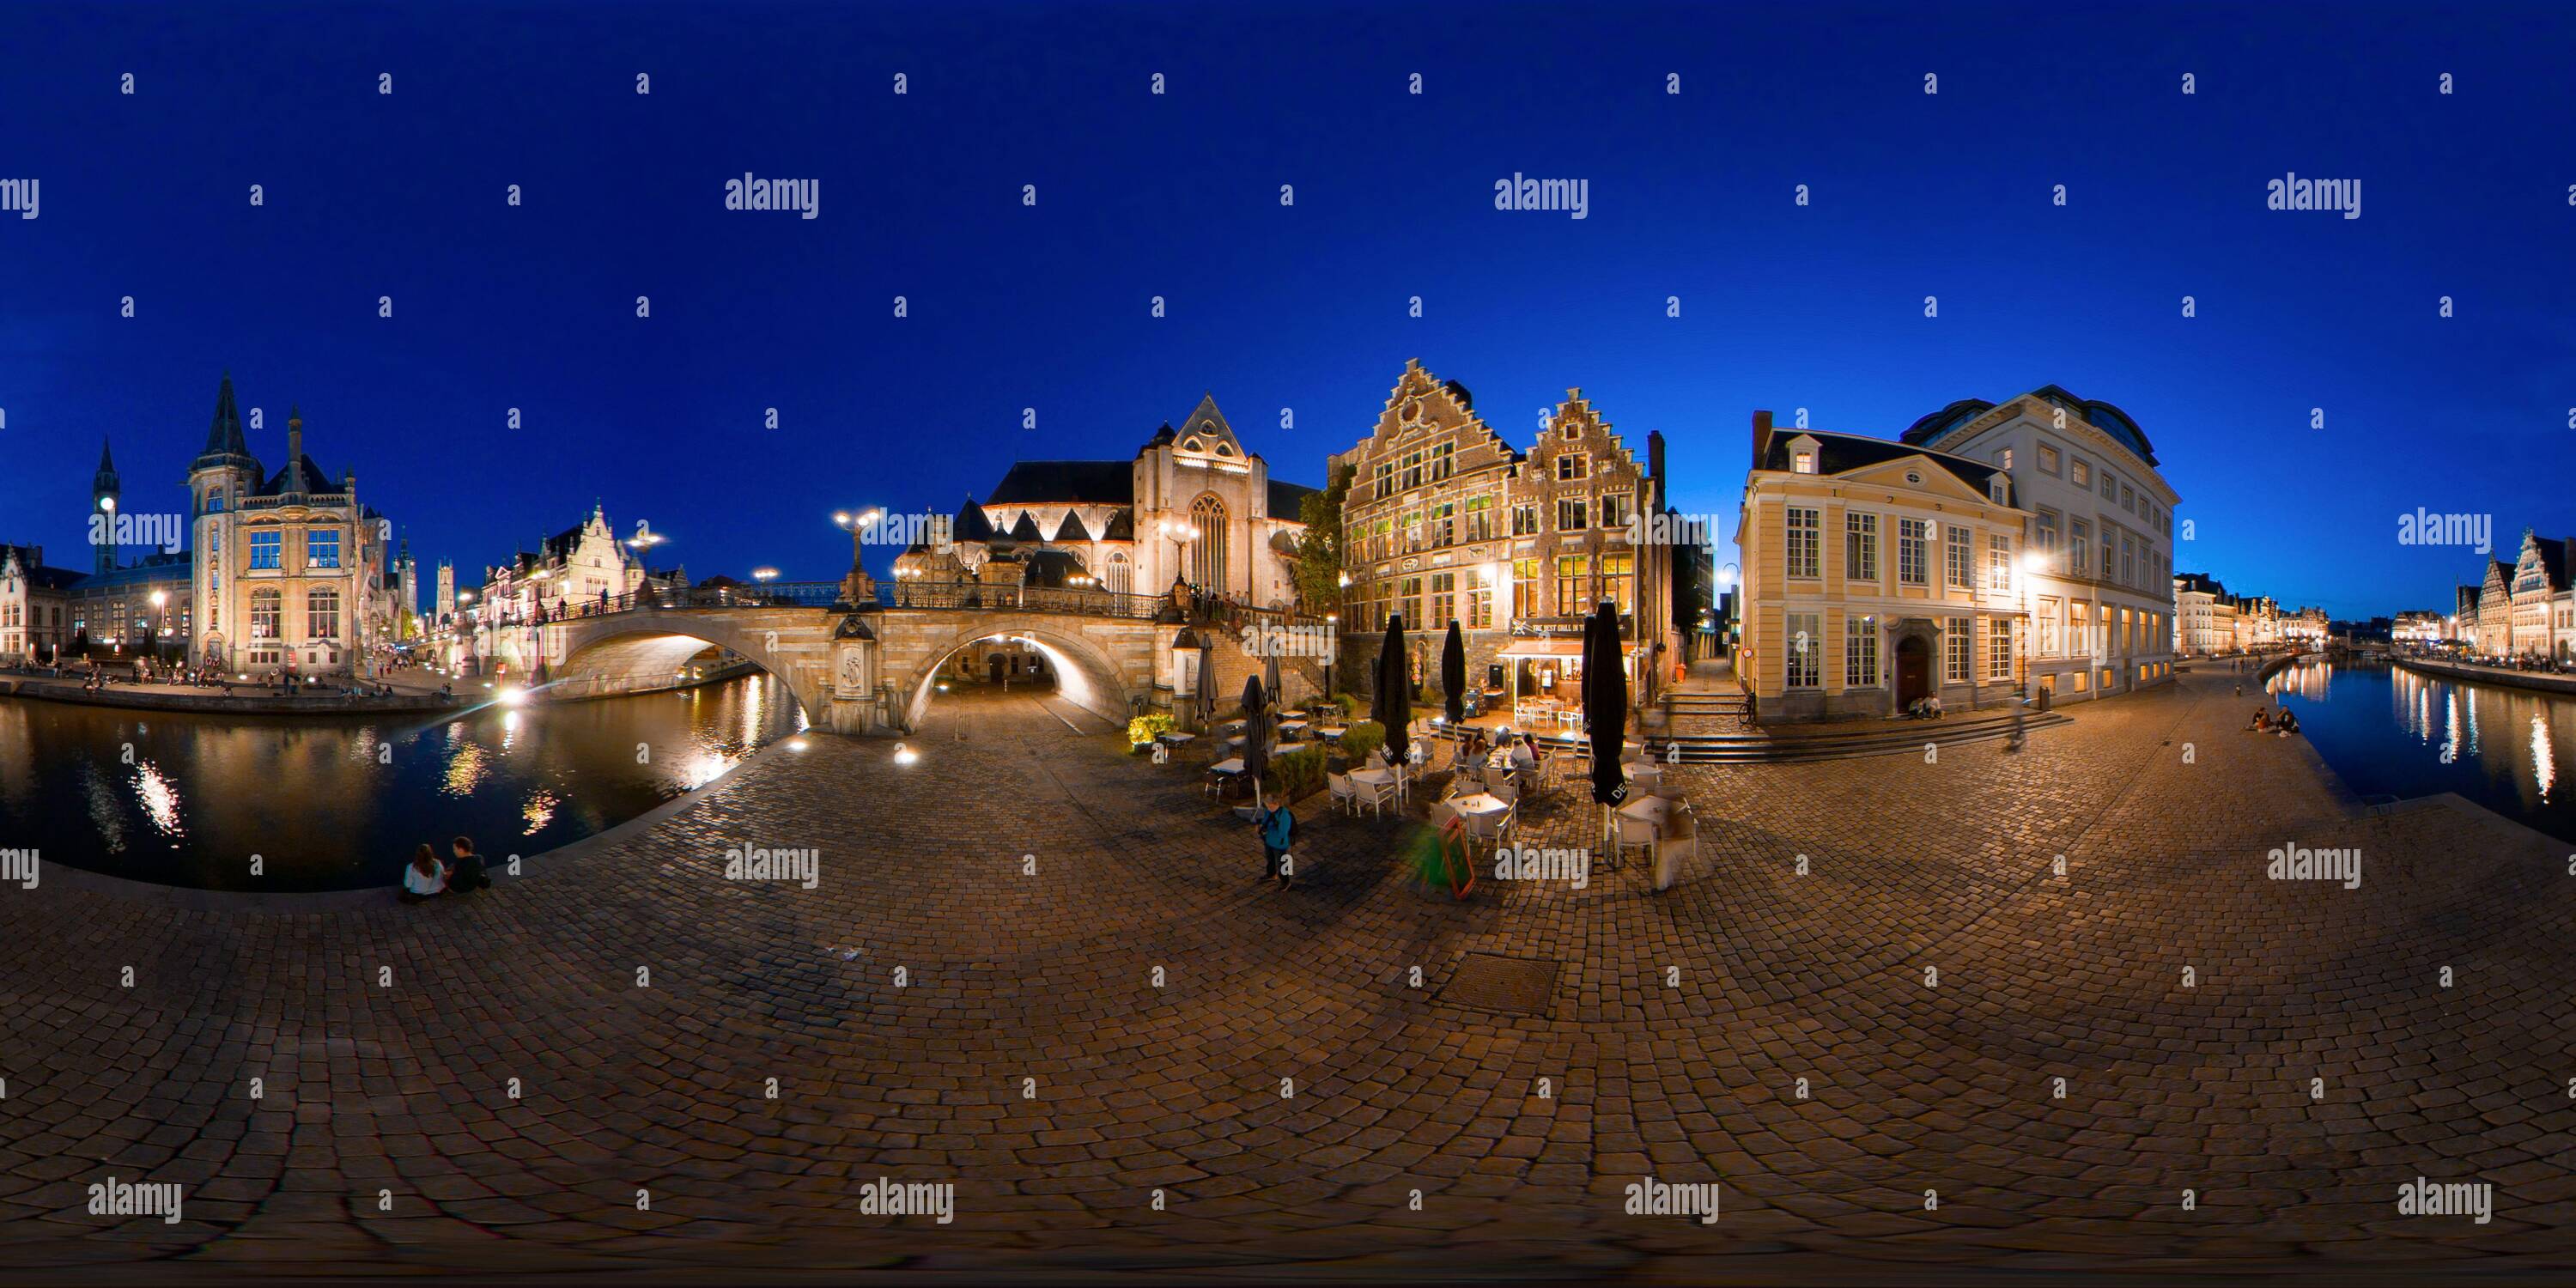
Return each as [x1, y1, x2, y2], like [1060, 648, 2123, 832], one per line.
[1331, 360, 1687, 714]
[895, 393, 1317, 609]
[188, 378, 402, 677]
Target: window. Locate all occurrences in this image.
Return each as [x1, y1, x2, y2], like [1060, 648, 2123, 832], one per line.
[1373, 461, 1396, 501]
[1188, 495, 1228, 586]
[1401, 451, 1425, 490]
[2072, 602, 2093, 656]
[2100, 469, 2117, 501]
[1598, 492, 1633, 531]
[2069, 520, 2089, 574]
[1428, 501, 1455, 548]
[207, 492, 226, 514]
[2099, 527, 2115, 579]
[1430, 441, 1455, 482]
[250, 531, 281, 569]
[307, 586, 340, 639]
[1511, 504, 1539, 535]
[1463, 495, 1494, 541]
[2120, 534, 2136, 586]
[1989, 616, 2014, 680]
[1989, 534, 2013, 592]
[1786, 507, 1820, 578]
[1467, 579, 1493, 629]
[1511, 558, 1540, 617]
[1398, 574, 1423, 624]
[1996, 447, 2014, 470]
[250, 588, 281, 640]
[2033, 510, 2059, 564]
[2038, 443, 2060, 474]
[1946, 523, 1972, 589]
[1600, 551, 1634, 615]
[1429, 571, 1455, 626]
[2069, 458, 2089, 488]
[1845, 513, 1879, 582]
[2038, 597, 2061, 656]
[1107, 552, 1131, 596]
[1557, 453, 1589, 481]
[307, 528, 341, 569]
[1845, 617, 1879, 687]
[1791, 450, 1816, 474]
[1898, 519, 1929, 586]
[1554, 555, 1590, 614]
[1785, 612, 1821, 687]
[2121, 483, 2135, 513]
[1556, 496, 1588, 531]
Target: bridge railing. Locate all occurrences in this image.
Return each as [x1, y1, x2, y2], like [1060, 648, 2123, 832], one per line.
[874, 580, 1169, 621]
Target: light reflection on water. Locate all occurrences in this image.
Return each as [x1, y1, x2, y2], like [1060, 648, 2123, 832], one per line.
[2274, 659, 2576, 842]
[0, 674, 803, 891]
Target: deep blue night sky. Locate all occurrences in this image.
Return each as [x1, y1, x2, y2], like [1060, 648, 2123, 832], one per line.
[3, 2, 2571, 620]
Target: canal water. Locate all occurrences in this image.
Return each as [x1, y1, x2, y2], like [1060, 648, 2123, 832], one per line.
[0, 675, 805, 892]
[2271, 659, 2576, 845]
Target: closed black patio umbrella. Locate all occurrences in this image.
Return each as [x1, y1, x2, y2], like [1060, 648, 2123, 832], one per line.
[1241, 672, 1271, 806]
[1442, 620, 1467, 729]
[1374, 612, 1411, 769]
[1583, 603, 1630, 864]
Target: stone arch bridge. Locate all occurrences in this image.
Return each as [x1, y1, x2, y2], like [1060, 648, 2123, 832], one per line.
[449, 583, 1330, 736]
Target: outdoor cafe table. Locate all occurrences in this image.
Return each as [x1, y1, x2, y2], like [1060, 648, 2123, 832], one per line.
[1449, 791, 1511, 823]
[1156, 731, 1198, 746]
[1350, 766, 1398, 800]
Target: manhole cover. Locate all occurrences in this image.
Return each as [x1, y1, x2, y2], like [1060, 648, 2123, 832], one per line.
[1438, 952, 1561, 1018]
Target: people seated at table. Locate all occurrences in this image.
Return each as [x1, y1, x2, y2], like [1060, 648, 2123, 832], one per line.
[1509, 734, 1539, 773]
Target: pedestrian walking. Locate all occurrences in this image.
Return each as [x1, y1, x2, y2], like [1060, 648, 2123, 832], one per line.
[1257, 798, 1297, 890]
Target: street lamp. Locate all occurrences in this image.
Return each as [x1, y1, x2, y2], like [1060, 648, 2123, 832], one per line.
[1160, 520, 1200, 589]
[2020, 548, 2050, 703]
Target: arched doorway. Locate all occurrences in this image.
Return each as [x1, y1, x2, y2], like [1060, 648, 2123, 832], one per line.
[1895, 635, 1932, 708]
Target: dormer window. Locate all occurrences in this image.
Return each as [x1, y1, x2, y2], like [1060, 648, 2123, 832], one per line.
[1791, 451, 1816, 474]
[1214, 443, 1232, 456]
[1183, 437, 1203, 452]
[1990, 477, 2009, 505]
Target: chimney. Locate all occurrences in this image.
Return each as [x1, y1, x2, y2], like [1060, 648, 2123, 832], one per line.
[287, 407, 304, 478]
[1752, 410, 1773, 467]
[1647, 429, 1667, 506]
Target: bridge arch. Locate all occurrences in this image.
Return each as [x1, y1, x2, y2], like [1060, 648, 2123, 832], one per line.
[540, 608, 835, 718]
[886, 616, 1143, 732]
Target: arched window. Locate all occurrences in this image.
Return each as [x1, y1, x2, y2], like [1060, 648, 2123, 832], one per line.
[250, 588, 281, 641]
[1106, 551, 1131, 597]
[1188, 495, 1227, 590]
[307, 586, 341, 639]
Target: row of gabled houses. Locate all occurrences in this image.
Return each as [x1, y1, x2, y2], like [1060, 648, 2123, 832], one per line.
[2455, 530, 2576, 659]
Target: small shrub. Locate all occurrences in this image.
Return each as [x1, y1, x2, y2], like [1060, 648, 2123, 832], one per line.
[1340, 720, 1385, 766]
[1127, 712, 1175, 749]
[1265, 745, 1327, 800]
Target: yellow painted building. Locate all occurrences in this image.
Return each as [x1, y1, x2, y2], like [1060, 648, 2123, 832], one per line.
[1734, 412, 2032, 720]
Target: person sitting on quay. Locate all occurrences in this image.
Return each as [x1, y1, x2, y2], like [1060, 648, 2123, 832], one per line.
[399, 843, 450, 903]
[2248, 708, 2269, 732]
[447, 836, 492, 894]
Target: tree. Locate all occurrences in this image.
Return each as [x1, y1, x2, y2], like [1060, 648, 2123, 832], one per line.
[1293, 464, 1354, 616]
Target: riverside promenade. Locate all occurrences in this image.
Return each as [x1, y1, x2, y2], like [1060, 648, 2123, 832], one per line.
[0, 670, 2567, 1284]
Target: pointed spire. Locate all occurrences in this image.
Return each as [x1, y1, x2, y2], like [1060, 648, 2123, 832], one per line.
[97, 436, 116, 474]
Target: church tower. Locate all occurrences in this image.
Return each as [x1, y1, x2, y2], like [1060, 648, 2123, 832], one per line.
[187, 373, 264, 665]
[91, 437, 121, 574]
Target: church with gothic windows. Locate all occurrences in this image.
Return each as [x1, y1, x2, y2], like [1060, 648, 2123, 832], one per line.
[892, 393, 1320, 609]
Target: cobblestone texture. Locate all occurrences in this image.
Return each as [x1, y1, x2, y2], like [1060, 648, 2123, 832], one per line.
[0, 671, 2569, 1283]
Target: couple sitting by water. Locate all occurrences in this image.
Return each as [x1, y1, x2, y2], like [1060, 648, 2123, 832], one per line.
[2247, 705, 2300, 736]
[400, 836, 494, 902]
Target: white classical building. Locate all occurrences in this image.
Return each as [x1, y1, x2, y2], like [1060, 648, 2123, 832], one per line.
[1898, 386, 2178, 703]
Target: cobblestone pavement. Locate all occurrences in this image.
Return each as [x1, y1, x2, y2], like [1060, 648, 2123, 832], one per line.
[2, 670, 2571, 1284]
